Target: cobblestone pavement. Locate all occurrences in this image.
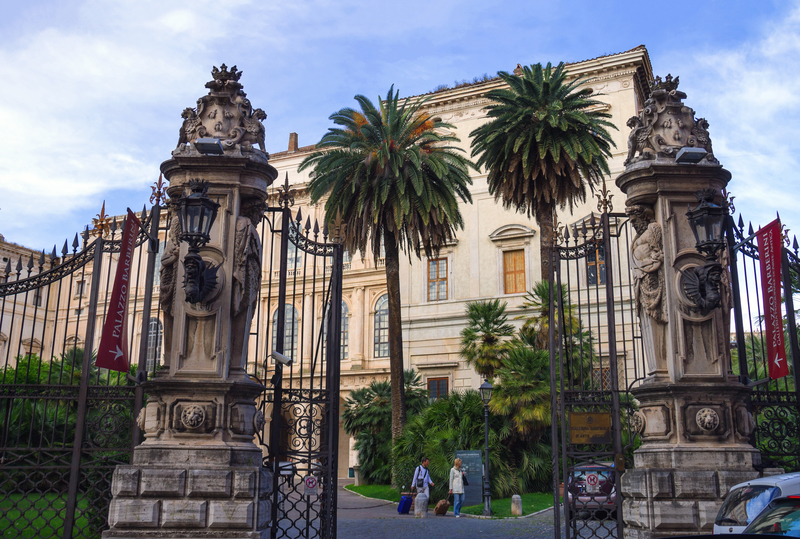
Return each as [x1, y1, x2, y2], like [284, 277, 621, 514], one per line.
[335, 481, 620, 539]
[336, 480, 562, 539]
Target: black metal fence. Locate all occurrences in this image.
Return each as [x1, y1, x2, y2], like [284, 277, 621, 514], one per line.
[250, 203, 343, 539]
[728, 213, 800, 471]
[549, 211, 646, 539]
[0, 206, 160, 539]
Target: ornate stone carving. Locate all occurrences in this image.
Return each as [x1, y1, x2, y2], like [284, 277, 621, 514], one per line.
[180, 405, 206, 429]
[627, 204, 668, 376]
[695, 408, 720, 432]
[159, 204, 181, 361]
[734, 406, 756, 439]
[176, 64, 267, 152]
[230, 199, 266, 374]
[136, 408, 146, 431]
[253, 410, 266, 434]
[623, 74, 717, 166]
[632, 411, 646, 434]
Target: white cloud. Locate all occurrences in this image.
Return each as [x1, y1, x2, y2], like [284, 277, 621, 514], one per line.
[676, 1, 800, 239]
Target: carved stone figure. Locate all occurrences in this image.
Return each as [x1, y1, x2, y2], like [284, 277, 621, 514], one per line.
[230, 199, 267, 376]
[632, 411, 646, 435]
[682, 263, 723, 314]
[159, 205, 181, 363]
[627, 204, 668, 377]
[695, 408, 720, 432]
[180, 405, 206, 429]
[623, 74, 717, 166]
[175, 64, 268, 152]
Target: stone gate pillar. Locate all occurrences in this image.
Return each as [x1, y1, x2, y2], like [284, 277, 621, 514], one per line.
[617, 75, 761, 538]
[103, 65, 278, 538]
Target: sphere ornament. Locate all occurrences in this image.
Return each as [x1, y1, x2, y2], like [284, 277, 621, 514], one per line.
[181, 405, 206, 429]
[695, 408, 720, 432]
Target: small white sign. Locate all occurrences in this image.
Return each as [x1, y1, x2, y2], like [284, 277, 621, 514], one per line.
[586, 473, 599, 493]
[304, 475, 318, 496]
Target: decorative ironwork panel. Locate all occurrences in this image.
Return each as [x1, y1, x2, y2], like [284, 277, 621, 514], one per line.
[549, 213, 644, 539]
[0, 204, 160, 539]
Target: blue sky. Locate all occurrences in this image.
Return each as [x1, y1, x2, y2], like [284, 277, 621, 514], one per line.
[0, 0, 798, 250]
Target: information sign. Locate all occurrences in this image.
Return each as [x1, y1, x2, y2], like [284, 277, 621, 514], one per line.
[569, 412, 612, 444]
[454, 450, 483, 508]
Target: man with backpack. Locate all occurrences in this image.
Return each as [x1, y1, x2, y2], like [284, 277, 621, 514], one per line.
[411, 457, 435, 499]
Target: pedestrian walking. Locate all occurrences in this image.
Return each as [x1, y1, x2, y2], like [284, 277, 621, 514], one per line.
[411, 457, 434, 499]
[449, 458, 466, 517]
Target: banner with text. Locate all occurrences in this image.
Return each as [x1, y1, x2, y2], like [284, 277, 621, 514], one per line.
[96, 209, 142, 373]
[757, 218, 789, 380]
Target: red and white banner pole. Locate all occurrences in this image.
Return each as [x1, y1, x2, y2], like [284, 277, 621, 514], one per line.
[96, 209, 142, 373]
[756, 218, 789, 380]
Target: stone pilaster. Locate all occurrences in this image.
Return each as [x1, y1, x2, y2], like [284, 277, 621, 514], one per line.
[104, 65, 277, 539]
[617, 75, 761, 538]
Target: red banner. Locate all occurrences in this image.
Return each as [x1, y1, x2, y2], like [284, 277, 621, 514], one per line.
[96, 209, 142, 373]
[757, 219, 789, 380]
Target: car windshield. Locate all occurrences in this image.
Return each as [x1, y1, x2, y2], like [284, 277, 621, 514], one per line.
[716, 485, 780, 526]
[745, 498, 800, 536]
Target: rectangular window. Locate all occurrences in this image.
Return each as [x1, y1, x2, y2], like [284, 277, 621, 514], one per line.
[427, 258, 448, 301]
[32, 288, 42, 307]
[74, 307, 83, 316]
[503, 250, 526, 294]
[587, 244, 606, 286]
[74, 280, 86, 297]
[427, 377, 449, 400]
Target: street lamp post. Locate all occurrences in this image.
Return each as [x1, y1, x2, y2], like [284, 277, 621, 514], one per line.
[479, 378, 493, 517]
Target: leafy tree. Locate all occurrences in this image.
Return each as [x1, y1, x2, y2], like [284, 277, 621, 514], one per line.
[460, 299, 515, 379]
[301, 87, 474, 440]
[342, 370, 428, 484]
[470, 62, 616, 279]
[490, 344, 552, 442]
[393, 390, 551, 501]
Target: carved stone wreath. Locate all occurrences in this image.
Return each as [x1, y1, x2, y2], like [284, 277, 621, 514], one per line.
[695, 408, 720, 432]
[632, 411, 646, 435]
[181, 405, 206, 429]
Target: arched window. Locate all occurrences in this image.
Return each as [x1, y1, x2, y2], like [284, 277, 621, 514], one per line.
[323, 301, 349, 360]
[272, 304, 299, 360]
[374, 294, 389, 358]
[287, 242, 303, 270]
[146, 318, 163, 372]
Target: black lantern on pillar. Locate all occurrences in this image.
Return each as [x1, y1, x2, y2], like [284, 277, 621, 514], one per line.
[176, 180, 220, 304]
[682, 189, 728, 313]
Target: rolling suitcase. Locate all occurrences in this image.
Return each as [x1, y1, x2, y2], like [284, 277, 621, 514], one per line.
[434, 495, 450, 516]
[398, 495, 413, 514]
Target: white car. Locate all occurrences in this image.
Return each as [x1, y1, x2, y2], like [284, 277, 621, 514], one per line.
[714, 472, 800, 534]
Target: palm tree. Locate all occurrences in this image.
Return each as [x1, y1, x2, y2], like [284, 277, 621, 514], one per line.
[490, 344, 551, 441]
[460, 299, 515, 379]
[470, 62, 616, 279]
[300, 88, 473, 440]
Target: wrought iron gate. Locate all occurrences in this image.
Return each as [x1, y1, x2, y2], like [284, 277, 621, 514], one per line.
[727, 212, 800, 471]
[0, 204, 161, 539]
[252, 202, 343, 539]
[549, 211, 646, 539]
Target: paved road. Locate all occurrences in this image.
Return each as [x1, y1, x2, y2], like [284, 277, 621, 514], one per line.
[335, 480, 611, 539]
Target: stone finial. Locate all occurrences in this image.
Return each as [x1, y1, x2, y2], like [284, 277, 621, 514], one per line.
[175, 65, 268, 153]
[623, 74, 716, 167]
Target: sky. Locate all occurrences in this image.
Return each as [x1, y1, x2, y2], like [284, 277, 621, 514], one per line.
[0, 0, 798, 252]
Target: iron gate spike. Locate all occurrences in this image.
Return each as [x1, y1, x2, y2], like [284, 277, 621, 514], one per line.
[581, 220, 588, 237]
[111, 218, 118, 233]
[62, 240, 69, 257]
[38, 251, 45, 269]
[16, 256, 22, 273]
[296, 208, 303, 223]
[27, 254, 34, 270]
[72, 234, 79, 251]
[50, 246, 57, 263]
[564, 225, 571, 240]
[4, 259, 11, 277]
[793, 236, 798, 251]
[748, 223, 754, 235]
[304, 217, 311, 233]
[121, 217, 127, 232]
[738, 215, 745, 230]
[590, 213, 597, 228]
[313, 220, 320, 236]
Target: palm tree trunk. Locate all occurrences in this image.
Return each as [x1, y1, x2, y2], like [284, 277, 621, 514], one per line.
[383, 231, 407, 441]
[536, 202, 555, 283]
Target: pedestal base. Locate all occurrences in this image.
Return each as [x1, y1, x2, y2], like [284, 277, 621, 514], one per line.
[102, 446, 271, 538]
[621, 446, 764, 539]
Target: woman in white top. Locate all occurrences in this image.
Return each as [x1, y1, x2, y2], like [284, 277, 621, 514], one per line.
[449, 458, 466, 517]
